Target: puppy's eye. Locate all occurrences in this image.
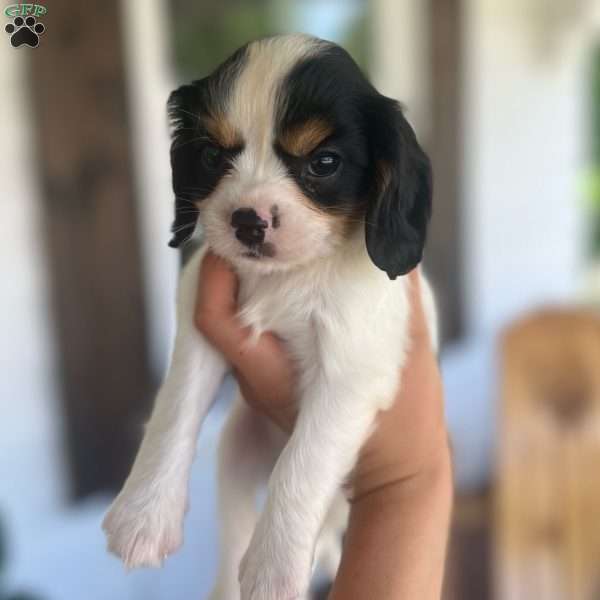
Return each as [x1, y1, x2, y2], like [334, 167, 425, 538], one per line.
[200, 143, 223, 171]
[308, 152, 341, 178]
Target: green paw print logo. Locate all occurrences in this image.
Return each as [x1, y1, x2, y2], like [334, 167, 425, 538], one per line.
[4, 4, 47, 48]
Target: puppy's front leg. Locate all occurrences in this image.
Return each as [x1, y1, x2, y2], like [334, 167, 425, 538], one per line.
[239, 376, 391, 600]
[103, 251, 226, 568]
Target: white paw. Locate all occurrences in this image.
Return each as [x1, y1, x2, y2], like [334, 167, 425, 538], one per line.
[238, 523, 312, 600]
[102, 486, 186, 569]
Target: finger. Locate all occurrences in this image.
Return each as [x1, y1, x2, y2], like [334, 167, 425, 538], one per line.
[195, 251, 248, 358]
[198, 251, 239, 318]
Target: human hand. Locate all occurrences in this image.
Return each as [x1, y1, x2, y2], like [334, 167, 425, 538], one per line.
[196, 251, 452, 599]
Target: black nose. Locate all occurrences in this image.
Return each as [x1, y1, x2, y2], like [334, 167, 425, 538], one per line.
[231, 208, 268, 246]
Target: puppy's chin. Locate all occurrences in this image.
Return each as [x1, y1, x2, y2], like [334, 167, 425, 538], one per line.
[217, 246, 317, 276]
[232, 247, 287, 274]
[204, 233, 335, 276]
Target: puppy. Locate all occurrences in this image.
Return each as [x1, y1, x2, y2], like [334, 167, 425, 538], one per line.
[103, 34, 438, 600]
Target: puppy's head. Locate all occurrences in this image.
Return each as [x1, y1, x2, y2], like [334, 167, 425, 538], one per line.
[168, 34, 432, 278]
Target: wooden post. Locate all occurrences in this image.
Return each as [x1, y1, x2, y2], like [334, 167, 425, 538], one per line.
[27, 1, 153, 499]
[427, 0, 465, 344]
[496, 309, 600, 600]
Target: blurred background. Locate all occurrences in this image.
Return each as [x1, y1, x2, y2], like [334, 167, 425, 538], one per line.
[2, 0, 600, 598]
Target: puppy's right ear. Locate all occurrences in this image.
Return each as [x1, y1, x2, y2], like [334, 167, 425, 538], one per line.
[167, 81, 205, 248]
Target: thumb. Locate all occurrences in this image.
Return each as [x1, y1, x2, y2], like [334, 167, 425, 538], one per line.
[197, 251, 239, 318]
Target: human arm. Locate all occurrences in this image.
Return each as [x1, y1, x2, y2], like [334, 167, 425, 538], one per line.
[196, 252, 452, 599]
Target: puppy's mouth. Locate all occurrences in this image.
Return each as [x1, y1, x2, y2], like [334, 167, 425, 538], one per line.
[242, 242, 276, 259]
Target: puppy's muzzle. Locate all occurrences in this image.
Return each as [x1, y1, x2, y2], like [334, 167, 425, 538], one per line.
[231, 208, 268, 247]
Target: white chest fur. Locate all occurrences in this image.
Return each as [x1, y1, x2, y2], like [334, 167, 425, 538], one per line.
[103, 240, 437, 590]
[235, 245, 412, 403]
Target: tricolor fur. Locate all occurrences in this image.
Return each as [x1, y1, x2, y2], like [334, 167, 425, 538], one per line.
[103, 34, 437, 600]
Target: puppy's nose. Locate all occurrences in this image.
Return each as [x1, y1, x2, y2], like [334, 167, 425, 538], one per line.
[231, 208, 268, 246]
[230, 208, 266, 228]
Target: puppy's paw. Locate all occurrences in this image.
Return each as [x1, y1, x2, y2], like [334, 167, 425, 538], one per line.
[238, 525, 312, 600]
[102, 487, 186, 569]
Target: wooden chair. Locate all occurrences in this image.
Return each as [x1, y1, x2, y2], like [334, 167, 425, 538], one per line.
[495, 308, 600, 600]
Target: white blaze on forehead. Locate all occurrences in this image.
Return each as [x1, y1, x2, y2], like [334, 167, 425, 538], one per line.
[226, 35, 325, 169]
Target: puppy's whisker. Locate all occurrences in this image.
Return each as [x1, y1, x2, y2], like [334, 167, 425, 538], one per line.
[177, 187, 215, 194]
[175, 194, 206, 203]
[175, 108, 203, 121]
[171, 223, 196, 234]
[172, 135, 212, 149]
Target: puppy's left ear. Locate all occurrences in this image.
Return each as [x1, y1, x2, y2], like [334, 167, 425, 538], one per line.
[365, 96, 432, 279]
[167, 81, 205, 248]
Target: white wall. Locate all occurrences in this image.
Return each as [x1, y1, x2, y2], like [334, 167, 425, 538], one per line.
[463, 0, 589, 337]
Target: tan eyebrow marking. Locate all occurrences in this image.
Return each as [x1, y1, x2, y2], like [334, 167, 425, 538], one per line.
[279, 118, 334, 157]
[204, 113, 243, 148]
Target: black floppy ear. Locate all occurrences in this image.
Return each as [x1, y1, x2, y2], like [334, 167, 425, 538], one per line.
[166, 81, 205, 248]
[365, 96, 432, 279]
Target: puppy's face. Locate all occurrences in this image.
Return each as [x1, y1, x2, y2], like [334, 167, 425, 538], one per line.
[168, 34, 432, 279]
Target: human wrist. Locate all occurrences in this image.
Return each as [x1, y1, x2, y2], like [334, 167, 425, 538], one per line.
[351, 434, 451, 503]
[332, 443, 452, 600]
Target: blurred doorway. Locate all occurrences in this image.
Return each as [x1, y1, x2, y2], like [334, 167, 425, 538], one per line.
[426, 0, 465, 345]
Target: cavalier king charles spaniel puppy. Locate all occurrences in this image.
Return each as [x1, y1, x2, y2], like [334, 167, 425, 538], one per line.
[103, 33, 438, 600]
